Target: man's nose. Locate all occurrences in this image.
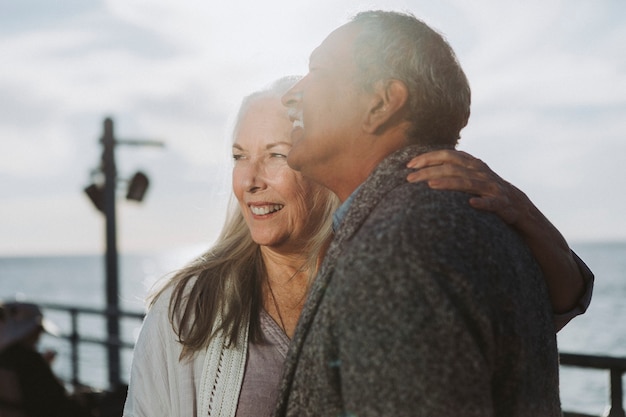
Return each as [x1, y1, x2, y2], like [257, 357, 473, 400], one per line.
[282, 86, 302, 109]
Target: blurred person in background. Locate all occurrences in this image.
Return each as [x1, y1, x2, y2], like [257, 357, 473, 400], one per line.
[0, 301, 93, 417]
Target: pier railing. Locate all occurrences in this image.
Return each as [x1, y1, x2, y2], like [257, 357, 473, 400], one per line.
[38, 302, 144, 390]
[37, 304, 625, 416]
[560, 352, 626, 417]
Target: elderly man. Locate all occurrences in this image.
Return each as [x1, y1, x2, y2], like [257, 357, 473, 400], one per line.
[275, 11, 563, 416]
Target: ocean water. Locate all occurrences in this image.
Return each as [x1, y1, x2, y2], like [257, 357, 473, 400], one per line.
[0, 241, 624, 415]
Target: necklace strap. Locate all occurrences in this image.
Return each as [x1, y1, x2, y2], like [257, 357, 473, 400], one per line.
[266, 281, 287, 334]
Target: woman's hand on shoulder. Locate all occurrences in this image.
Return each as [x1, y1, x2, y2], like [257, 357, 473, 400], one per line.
[407, 149, 589, 321]
[406, 149, 527, 227]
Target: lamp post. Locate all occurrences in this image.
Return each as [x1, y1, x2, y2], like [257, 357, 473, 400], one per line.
[102, 118, 121, 389]
[85, 116, 163, 389]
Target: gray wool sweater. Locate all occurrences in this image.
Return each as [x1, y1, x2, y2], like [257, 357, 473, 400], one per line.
[274, 145, 561, 417]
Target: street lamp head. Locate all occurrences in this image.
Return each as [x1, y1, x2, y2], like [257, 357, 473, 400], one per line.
[126, 171, 149, 202]
[84, 183, 104, 213]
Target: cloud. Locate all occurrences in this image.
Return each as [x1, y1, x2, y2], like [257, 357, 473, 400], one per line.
[1, 0, 625, 255]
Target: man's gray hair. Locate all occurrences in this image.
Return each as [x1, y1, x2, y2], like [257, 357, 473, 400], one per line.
[351, 10, 471, 146]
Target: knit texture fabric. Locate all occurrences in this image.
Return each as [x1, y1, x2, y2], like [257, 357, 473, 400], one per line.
[123, 283, 248, 417]
[274, 145, 561, 417]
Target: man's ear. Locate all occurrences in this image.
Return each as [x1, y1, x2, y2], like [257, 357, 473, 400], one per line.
[363, 79, 408, 134]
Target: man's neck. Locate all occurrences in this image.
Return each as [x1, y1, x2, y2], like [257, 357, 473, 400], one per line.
[333, 138, 407, 202]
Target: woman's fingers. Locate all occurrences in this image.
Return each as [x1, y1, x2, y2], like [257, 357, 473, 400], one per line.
[407, 149, 521, 224]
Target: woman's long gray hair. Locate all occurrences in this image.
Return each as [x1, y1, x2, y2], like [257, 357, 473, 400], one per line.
[149, 76, 338, 359]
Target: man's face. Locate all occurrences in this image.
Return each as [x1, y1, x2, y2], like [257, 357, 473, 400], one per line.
[282, 23, 366, 189]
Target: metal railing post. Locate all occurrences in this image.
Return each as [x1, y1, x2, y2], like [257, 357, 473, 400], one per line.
[606, 369, 625, 417]
[69, 308, 80, 389]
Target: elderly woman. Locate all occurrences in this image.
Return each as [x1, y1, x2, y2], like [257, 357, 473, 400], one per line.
[123, 77, 336, 417]
[123, 77, 592, 417]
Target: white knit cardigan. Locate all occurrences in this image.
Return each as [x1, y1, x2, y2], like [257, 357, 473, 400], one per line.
[123, 285, 249, 417]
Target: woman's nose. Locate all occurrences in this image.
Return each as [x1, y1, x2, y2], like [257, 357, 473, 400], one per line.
[241, 160, 267, 193]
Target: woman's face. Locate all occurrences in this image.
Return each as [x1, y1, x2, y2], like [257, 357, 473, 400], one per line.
[232, 96, 327, 253]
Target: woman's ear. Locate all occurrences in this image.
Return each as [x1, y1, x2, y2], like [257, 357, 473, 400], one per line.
[362, 79, 408, 134]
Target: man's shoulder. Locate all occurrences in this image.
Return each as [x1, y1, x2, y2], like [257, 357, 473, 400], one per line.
[354, 180, 534, 266]
[366, 181, 487, 232]
[390, 180, 471, 207]
[343, 147, 523, 257]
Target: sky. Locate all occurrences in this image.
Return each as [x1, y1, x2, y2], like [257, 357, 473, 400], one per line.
[1, 0, 625, 256]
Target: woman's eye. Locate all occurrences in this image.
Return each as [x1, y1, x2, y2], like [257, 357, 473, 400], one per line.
[270, 153, 287, 158]
[232, 154, 245, 161]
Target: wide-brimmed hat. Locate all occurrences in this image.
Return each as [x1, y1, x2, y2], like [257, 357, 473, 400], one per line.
[0, 301, 60, 351]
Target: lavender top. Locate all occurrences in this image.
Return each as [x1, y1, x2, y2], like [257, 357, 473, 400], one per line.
[235, 310, 290, 417]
